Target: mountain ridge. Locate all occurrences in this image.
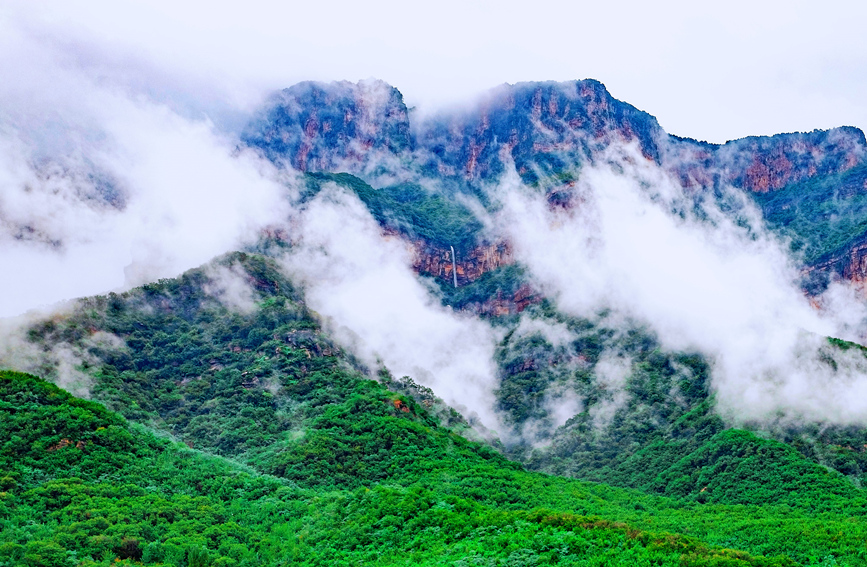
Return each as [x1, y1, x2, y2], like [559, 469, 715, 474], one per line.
[6, 76, 867, 565]
[244, 78, 867, 291]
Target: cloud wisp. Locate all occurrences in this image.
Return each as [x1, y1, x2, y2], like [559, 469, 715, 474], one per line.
[279, 184, 504, 432]
[494, 144, 867, 425]
[0, 25, 291, 318]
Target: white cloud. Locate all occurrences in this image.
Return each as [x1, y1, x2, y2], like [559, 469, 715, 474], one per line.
[280, 184, 503, 431]
[4, 0, 866, 142]
[0, 24, 291, 317]
[495, 143, 867, 424]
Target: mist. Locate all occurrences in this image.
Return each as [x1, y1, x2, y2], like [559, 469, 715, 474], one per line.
[0, 309, 124, 398]
[0, 24, 290, 317]
[493, 144, 867, 424]
[279, 183, 503, 431]
[0, 23, 508, 431]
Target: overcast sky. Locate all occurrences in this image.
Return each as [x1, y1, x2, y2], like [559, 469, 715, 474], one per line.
[4, 0, 867, 143]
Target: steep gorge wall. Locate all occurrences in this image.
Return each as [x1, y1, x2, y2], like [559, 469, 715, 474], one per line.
[407, 237, 539, 316]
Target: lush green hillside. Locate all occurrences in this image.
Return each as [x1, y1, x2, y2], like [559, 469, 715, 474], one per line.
[296, 171, 867, 499]
[6, 255, 867, 565]
[20, 252, 512, 486]
[5, 369, 867, 566]
[497, 306, 867, 508]
[304, 172, 484, 255]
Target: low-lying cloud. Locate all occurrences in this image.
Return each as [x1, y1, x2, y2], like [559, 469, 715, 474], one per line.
[0, 24, 506, 433]
[280, 184, 503, 431]
[0, 25, 290, 317]
[495, 144, 867, 424]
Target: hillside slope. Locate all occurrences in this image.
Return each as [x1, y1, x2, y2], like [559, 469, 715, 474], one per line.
[3, 368, 867, 566]
[6, 255, 867, 564]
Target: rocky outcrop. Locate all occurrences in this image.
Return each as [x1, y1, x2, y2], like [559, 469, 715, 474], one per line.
[407, 239, 540, 316]
[245, 78, 866, 197]
[664, 127, 866, 193]
[410, 240, 514, 285]
[242, 79, 411, 173]
[417, 80, 664, 185]
[806, 234, 867, 290]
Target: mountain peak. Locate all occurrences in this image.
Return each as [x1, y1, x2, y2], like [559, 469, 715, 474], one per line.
[242, 79, 411, 171]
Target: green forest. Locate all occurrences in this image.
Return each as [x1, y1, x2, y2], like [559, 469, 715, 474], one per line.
[2, 251, 867, 566]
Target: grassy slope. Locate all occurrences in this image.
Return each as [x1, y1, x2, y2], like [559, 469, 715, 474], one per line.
[6, 255, 867, 565]
[752, 163, 867, 271]
[4, 369, 865, 567]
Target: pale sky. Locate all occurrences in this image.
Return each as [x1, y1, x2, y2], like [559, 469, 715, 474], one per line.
[5, 0, 867, 143]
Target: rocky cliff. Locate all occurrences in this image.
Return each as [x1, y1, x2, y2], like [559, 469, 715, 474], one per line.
[242, 79, 411, 173]
[410, 239, 513, 285]
[245, 78, 866, 196]
[245, 79, 867, 292]
[665, 127, 866, 193]
[416, 80, 664, 185]
[404, 236, 539, 316]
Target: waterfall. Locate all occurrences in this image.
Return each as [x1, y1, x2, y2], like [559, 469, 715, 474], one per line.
[450, 245, 458, 288]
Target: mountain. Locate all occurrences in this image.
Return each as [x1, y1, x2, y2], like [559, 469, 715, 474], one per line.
[5, 78, 867, 565]
[4, 259, 867, 565]
[245, 79, 867, 290]
[241, 79, 412, 173]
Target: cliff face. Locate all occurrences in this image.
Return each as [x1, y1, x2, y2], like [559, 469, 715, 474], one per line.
[416, 80, 664, 185]
[665, 127, 866, 193]
[374, 232, 535, 316]
[242, 79, 411, 172]
[806, 233, 867, 291]
[245, 79, 867, 292]
[408, 238, 538, 316]
[245, 78, 866, 197]
[410, 240, 513, 285]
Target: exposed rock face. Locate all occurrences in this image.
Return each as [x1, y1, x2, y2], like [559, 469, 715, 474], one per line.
[665, 127, 866, 193]
[242, 79, 411, 172]
[410, 240, 513, 285]
[807, 235, 867, 290]
[245, 79, 867, 290]
[406, 237, 540, 316]
[245, 78, 866, 197]
[847, 240, 867, 286]
[416, 80, 664, 185]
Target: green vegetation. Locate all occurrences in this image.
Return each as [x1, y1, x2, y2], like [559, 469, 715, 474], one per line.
[6, 254, 867, 565]
[305, 172, 484, 254]
[21, 252, 504, 486]
[752, 163, 867, 278]
[494, 307, 867, 519]
[5, 369, 867, 566]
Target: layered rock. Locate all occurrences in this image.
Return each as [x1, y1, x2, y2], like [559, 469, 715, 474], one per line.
[244, 78, 867, 291]
[242, 79, 411, 173]
[410, 240, 514, 285]
[406, 237, 539, 316]
[806, 235, 867, 289]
